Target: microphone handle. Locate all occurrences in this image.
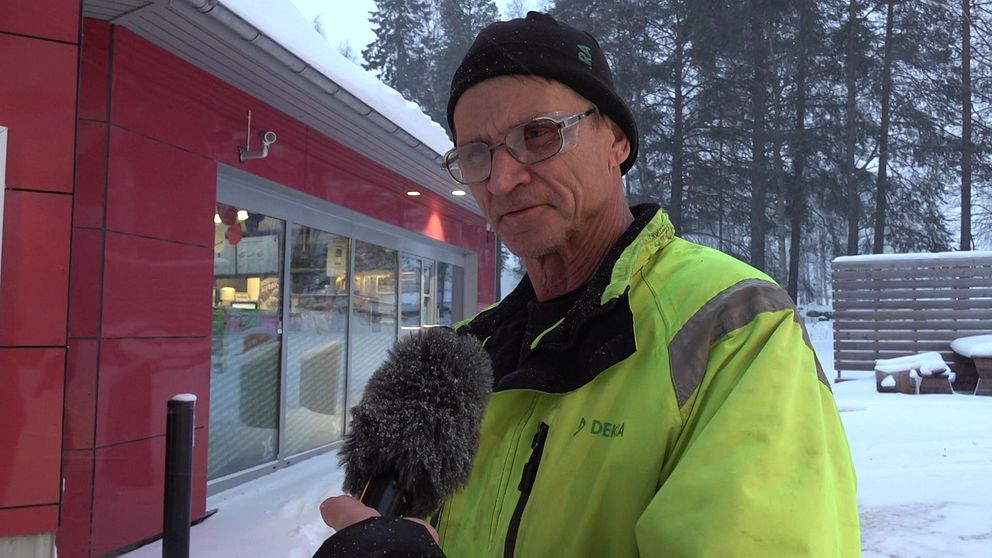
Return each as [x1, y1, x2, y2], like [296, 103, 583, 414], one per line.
[359, 474, 408, 517]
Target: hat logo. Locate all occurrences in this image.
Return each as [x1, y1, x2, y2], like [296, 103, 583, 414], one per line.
[577, 44, 593, 69]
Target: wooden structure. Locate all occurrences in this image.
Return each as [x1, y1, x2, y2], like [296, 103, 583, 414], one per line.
[873, 352, 953, 395]
[832, 252, 992, 392]
[951, 335, 992, 396]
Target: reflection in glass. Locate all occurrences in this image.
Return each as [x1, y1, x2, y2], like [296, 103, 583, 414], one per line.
[349, 241, 397, 421]
[285, 226, 349, 455]
[400, 255, 422, 334]
[209, 206, 283, 480]
[435, 262, 464, 327]
[422, 260, 435, 326]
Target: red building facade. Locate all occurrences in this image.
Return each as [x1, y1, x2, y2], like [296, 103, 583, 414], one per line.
[0, 2, 495, 556]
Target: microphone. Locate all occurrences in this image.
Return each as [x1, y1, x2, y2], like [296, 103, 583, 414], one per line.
[338, 326, 493, 518]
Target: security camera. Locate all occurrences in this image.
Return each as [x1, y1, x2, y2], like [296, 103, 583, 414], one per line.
[262, 130, 277, 146]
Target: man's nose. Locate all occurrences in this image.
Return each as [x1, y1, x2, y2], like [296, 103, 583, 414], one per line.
[487, 148, 530, 194]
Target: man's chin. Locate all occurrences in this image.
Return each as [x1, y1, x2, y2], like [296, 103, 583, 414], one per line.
[502, 238, 556, 260]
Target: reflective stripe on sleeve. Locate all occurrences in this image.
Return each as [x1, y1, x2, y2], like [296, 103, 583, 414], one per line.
[668, 278, 829, 407]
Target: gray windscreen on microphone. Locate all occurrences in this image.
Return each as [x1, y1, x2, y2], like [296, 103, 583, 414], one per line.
[339, 326, 493, 518]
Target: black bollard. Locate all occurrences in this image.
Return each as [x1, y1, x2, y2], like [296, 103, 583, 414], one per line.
[163, 394, 196, 558]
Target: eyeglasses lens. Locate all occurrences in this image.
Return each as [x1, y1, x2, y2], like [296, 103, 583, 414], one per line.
[509, 120, 563, 163]
[451, 119, 564, 184]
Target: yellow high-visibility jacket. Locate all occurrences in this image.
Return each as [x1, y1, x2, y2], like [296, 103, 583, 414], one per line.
[440, 204, 860, 557]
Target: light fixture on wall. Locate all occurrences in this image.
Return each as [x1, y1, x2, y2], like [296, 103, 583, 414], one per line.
[238, 109, 277, 163]
[237, 210, 249, 221]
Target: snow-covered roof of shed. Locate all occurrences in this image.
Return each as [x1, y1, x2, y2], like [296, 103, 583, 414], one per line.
[834, 251, 992, 263]
[951, 335, 992, 359]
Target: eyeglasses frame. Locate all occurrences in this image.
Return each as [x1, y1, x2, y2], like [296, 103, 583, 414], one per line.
[441, 107, 598, 185]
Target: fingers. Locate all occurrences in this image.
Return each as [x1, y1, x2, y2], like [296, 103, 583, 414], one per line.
[319, 495, 379, 532]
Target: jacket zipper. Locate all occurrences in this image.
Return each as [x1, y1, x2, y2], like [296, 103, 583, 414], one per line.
[504, 422, 550, 558]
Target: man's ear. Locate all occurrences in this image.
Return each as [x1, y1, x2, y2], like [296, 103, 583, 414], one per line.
[604, 116, 630, 168]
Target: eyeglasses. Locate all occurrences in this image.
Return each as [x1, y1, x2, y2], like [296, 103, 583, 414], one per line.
[442, 107, 598, 185]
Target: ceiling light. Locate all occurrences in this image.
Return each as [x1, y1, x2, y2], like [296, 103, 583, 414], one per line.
[237, 209, 249, 221]
[452, 189, 467, 196]
[406, 191, 421, 196]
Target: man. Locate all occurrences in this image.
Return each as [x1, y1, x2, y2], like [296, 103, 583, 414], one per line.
[317, 12, 860, 557]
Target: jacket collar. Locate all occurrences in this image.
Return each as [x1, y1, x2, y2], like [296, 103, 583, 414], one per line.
[463, 204, 674, 346]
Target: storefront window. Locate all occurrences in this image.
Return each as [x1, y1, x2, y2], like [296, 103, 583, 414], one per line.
[284, 225, 349, 455]
[206, 191, 469, 485]
[209, 206, 284, 480]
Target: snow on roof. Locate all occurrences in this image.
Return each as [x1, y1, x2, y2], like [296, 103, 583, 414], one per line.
[950, 334, 992, 358]
[221, 0, 453, 157]
[875, 351, 950, 376]
[834, 250, 992, 263]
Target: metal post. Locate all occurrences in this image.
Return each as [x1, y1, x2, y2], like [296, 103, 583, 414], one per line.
[163, 394, 196, 558]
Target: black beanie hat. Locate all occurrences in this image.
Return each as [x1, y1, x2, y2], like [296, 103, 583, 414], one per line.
[447, 12, 639, 175]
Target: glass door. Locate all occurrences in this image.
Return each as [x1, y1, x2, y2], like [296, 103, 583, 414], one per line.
[400, 255, 423, 335]
[284, 225, 350, 455]
[421, 259, 436, 326]
[348, 241, 398, 423]
[400, 255, 440, 332]
[209, 205, 284, 480]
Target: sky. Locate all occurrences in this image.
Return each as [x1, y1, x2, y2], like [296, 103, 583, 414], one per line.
[121, 319, 992, 558]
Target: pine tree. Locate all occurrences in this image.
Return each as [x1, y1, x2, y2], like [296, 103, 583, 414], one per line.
[433, 0, 500, 133]
[362, 0, 499, 135]
[363, 0, 433, 105]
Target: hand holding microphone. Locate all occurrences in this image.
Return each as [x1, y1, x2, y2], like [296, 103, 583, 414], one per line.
[315, 327, 492, 555]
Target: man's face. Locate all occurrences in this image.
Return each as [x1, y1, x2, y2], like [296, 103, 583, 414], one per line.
[452, 76, 624, 260]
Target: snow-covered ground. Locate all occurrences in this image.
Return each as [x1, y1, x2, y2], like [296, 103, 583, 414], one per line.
[123, 320, 992, 557]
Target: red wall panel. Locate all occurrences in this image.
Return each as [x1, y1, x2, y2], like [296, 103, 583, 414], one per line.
[0, 348, 65, 508]
[0, 33, 77, 193]
[101, 232, 213, 338]
[68, 228, 103, 339]
[95, 337, 210, 447]
[64, 339, 98, 450]
[0, 190, 72, 346]
[90, 429, 207, 557]
[74, 120, 109, 229]
[105, 127, 214, 247]
[57, 449, 95, 555]
[0, 505, 61, 538]
[0, 0, 79, 43]
[79, 19, 111, 122]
